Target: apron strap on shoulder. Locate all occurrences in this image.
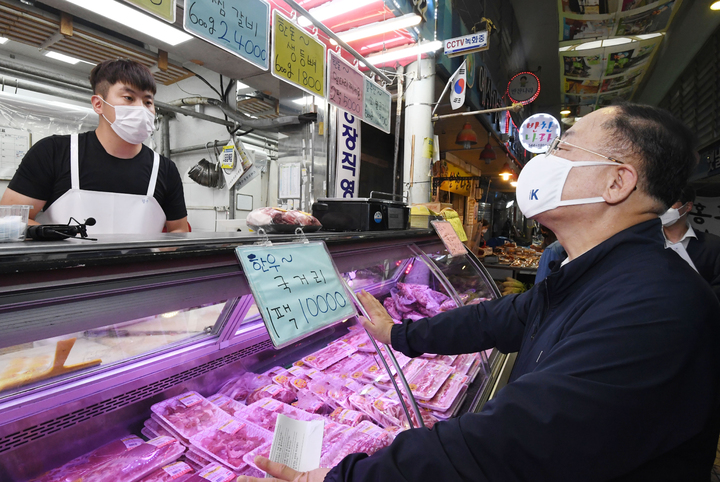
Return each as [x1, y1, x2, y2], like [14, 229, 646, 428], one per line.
[70, 134, 80, 190]
[147, 152, 160, 197]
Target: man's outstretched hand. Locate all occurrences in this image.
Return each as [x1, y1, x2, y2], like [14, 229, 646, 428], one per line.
[236, 456, 331, 482]
[357, 290, 395, 345]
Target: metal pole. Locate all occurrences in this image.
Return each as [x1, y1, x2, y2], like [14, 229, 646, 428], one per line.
[392, 65, 404, 198]
[0, 58, 91, 90]
[282, 0, 392, 85]
[432, 103, 522, 121]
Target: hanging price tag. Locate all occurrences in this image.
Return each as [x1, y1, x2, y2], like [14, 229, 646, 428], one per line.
[431, 220, 467, 257]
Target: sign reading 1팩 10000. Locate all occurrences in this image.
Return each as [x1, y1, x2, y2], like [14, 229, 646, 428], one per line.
[272, 10, 326, 97]
[184, 0, 270, 70]
[235, 242, 356, 348]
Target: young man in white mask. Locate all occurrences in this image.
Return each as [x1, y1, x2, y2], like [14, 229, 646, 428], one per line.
[0, 59, 188, 234]
[240, 104, 720, 482]
[662, 186, 720, 298]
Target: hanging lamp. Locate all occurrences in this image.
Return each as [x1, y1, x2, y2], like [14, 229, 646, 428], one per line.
[455, 122, 478, 149]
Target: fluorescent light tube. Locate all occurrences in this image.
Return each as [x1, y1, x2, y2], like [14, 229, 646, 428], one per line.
[366, 40, 442, 65]
[45, 51, 82, 64]
[636, 33, 664, 39]
[331, 13, 421, 44]
[298, 0, 381, 27]
[0, 37, 8, 44]
[63, 0, 192, 46]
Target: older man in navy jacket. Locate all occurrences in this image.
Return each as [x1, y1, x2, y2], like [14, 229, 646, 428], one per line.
[240, 105, 720, 482]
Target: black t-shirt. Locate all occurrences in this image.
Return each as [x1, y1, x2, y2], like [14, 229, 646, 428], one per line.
[8, 131, 187, 221]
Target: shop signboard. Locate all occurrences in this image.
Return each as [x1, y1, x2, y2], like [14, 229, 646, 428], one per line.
[433, 160, 472, 196]
[125, 0, 176, 22]
[272, 11, 326, 97]
[183, 0, 270, 70]
[519, 113, 560, 154]
[335, 110, 361, 198]
[327, 51, 364, 119]
[235, 242, 357, 348]
[507, 71, 540, 105]
[443, 31, 488, 58]
[363, 77, 391, 133]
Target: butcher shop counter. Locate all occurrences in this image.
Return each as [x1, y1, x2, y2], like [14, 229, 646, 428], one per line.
[0, 229, 509, 481]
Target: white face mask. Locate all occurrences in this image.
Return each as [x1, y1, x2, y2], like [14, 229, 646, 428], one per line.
[100, 98, 155, 145]
[659, 203, 688, 227]
[515, 153, 618, 219]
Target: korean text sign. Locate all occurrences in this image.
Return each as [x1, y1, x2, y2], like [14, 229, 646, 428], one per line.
[272, 11, 326, 97]
[519, 113, 560, 154]
[235, 242, 357, 348]
[327, 51, 364, 119]
[335, 110, 361, 198]
[183, 0, 270, 70]
[363, 77, 391, 133]
[126, 0, 176, 22]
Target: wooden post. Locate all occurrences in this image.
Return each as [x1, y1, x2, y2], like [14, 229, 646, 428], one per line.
[158, 50, 169, 72]
[60, 12, 73, 37]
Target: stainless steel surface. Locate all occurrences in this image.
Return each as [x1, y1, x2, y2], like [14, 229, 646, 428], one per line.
[0, 57, 92, 90]
[280, 0, 392, 85]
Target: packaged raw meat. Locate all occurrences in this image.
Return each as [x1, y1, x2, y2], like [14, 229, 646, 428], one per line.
[322, 352, 371, 379]
[206, 393, 247, 419]
[30, 435, 145, 482]
[151, 414, 187, 443]
[407, 362, 455, 399]
[145, 418, 174, 439]
[76, 436, 185, 482]
[307, 376, 354, 409]
[182, 457, 204, 472]
[328, 407, 367, 427]
[138, 461, 194, 482]
[431, 387, 468, 420]
[451, 353, 476, 376]
[434, 355, 458, 366]
[348, 385, 386, 426]
[262, 366, 290, 378]
[239, 398, 323, 432]
[246, 383, 297, 405]
[323, 425, 389, 467]
[246, 207, 322, 234]
[242, 442, 271, 473]
[186, 449, 213, 468]
[466, 357, 484, 383]
[319, 423, 358, 468]
[417, 373, 469, 412]
[182, 462, 236, 482]
[218, 372, 269, 402]
[373, 394, 439, 429]
[361, 349, 411, 384]
[292, 391, 334, 415]
[236, 465, 265, 478]
[189, 419, 272, 471]
[142, 427, 159, 439]
[302, 341, 357, 370]
[151, 392, 233, 440]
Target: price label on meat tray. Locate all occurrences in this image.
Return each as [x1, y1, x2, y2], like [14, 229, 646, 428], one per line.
[235, 241, 357, 348]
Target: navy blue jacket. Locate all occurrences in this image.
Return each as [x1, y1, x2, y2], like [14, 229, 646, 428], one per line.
[687, 230, 720, 300]
[326, 219, 720, 481]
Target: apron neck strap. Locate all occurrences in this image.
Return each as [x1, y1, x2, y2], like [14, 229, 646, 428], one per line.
[147, 152, 160, 197]
[70, 134, 80, 190]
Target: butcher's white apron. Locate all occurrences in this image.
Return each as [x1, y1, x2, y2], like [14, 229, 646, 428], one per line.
[35, 134, 166, 234]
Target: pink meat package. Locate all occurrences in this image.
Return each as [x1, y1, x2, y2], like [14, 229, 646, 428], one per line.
[321, 421, 390, 468]
[373, 395, 439, 430]
[348, 384, 386, 426]
[417, 373, 469, 412]
[151, 392, 233, 440]
[302, 341, 357, 370]
[69, 436, 185, 482]
[31, 435, 145, 482]
[189, 418, 272, 471]
[138, 461, 194, 482]
[218, 372, 270, 403]
[451, 353, 476, 375]
[206, 393, 247, 419]
[242, 442, 271, 473]
[328, 407, 367, 427]
[150, 414, 186, 443]
[182, 462, 236, 482]
[245, 383, 297, 405]
[307, 376, 355, 409]
[407, 361, 455, 399]
[322, 352, 372, 379]
[237, 398, 324, 432]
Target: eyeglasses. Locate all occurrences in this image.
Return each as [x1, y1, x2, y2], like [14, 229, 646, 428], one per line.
[547, 137, 624, 164]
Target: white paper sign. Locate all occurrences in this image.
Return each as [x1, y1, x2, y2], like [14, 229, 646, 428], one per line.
[335, 110, 361, 198]
[269, 414, 324, 473]
[279, 162, 301, 199]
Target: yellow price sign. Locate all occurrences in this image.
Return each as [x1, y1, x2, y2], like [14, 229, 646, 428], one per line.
[272, 10, 325, 97]
[124, 0, 175, 23]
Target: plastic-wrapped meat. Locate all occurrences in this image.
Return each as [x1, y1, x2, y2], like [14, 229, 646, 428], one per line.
[407, 362, 455, 400]
[138, 461, 194, 482]
[236, 464, 265, 478]
[324, 426, 389, 467]
[189, 419, 272, 470]
[219, 373, 271, 403]
[417, 373, 469, 412]
[439, 299, 458, 312]
[78, 436, 186, 482]
[246, 383, 297, 405]
[322, 352, 371, 379]
[430, 384, 468, 420]
[307, 376, 353, 409]
[242, 442, 271, 473]
[404, 311, 426, 321]
[389, 288, 414, 314]
[348, 385, 386, 426]
[239, 398, 323, 432]
[434, 355, 458, 366]
[292, 391, 334, 415]
[395, 284, 418, 307]
[382, 297, 402, 321]
[319, 423, 358, 468]
[329, 407, 368, 426]
[152, 392, 232, 440]
[182, 462, 235, 482]
[150, 414, 186, 443]
[451, 354, 476, 376]
[206, 393, 246, 418]
[31, 435, 144, 482]
[374, 395, 439, 430]
[246, 207, 275, 227]
[302, 341, 357, 370]
[185, 449, 213, 468]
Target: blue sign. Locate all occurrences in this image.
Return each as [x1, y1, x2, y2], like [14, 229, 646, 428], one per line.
[184, 0, 270, 70]
[235, 242, 357, 348]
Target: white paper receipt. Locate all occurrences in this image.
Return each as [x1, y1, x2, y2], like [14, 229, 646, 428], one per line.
[267, 414, 324, 477]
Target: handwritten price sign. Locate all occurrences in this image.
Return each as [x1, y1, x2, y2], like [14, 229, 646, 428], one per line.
[183, 0, 270, 70]
[327, 51, 364, 119]
[125, 0, 176, 22]
[272, 10, 325, 97]
[363, 77, 391, 134]
[235, 242, 356, 348]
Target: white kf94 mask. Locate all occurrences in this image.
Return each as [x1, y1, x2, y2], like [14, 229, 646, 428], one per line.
[515, 153, 618, 219]
[100, 98, 155, 145]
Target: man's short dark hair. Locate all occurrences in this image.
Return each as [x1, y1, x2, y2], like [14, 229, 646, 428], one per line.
[89, 59, 157, 97]
[604, 103, 697, 211]
[679, 185, 696, 205]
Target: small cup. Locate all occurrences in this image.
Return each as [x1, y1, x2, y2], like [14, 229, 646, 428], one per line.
[0, 205, 31, 242]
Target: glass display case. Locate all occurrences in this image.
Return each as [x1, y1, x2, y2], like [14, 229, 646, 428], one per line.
[0, 230, 505, 481]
